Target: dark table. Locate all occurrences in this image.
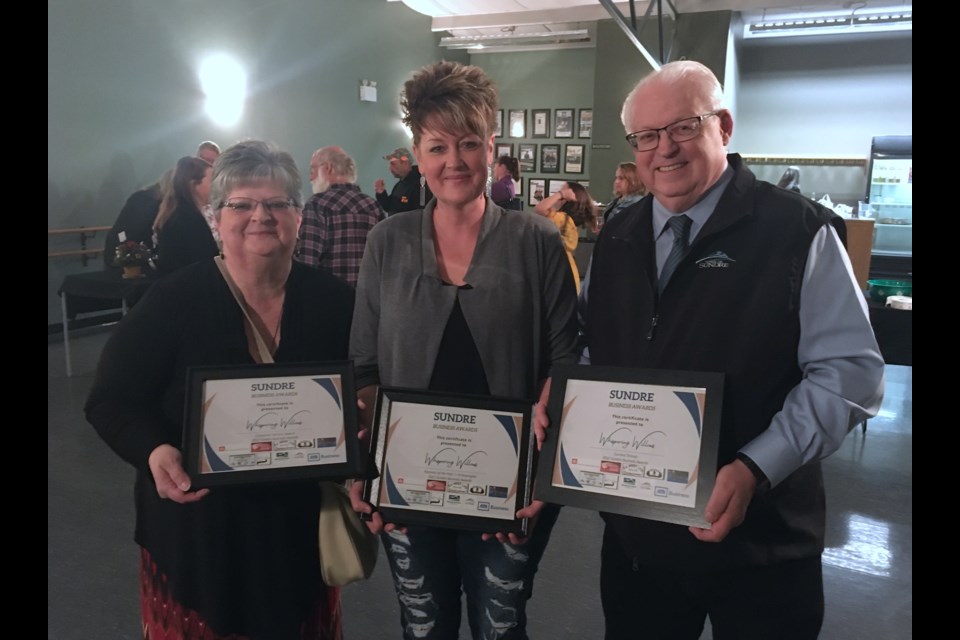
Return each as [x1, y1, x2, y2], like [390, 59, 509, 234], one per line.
[866, 297, 911, 366]
[58, 269, 157, 376]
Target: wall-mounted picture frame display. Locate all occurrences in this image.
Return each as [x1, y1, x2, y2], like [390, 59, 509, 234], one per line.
[496, 143, 514, 159]
[554, 108, 574, 138]
[531, 109, 551, 138]
[541, 144, 560, 173]
[547, 180, 565, 197]
[529, 178, 546, 206]
[513, 178, 523, 197]
[564, 144, 585, 174]
[494, 109, 504, 138]
[518, 143, 537, 173]
[577, 109, 593, 139]
[508, 109, 526, 138]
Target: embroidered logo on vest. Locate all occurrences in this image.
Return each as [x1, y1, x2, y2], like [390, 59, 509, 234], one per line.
[695, 251, 736, 269]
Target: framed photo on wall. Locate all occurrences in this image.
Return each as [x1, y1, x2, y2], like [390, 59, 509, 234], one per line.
[508, 109, 526, 138]
[541, 144, 560, 173]
[547, 180, 566, 197]
[577, 109, 593, 139]
[519, 144, 537, 172]
[528, 178, 546, 207]
[554, 108, 574, 138]
[532, 109, 550, 138]
[496, 143, 514, 159]
[494, 110, 504, 138]
[564, 144, 585, 174]
[514, 178, 523, 197]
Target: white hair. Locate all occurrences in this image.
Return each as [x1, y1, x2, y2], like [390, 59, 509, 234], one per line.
[620, 60, 726, 130]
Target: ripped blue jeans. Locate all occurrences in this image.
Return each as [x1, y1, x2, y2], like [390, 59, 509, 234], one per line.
[381, 503, 561, 640]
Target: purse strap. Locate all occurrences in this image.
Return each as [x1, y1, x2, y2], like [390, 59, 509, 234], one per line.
[215, 255, 274, 364]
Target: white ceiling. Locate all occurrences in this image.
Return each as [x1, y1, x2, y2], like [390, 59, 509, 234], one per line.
[387, 0, 911, 52]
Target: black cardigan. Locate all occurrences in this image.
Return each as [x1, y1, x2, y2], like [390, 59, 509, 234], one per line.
[85, 259, 354, 637]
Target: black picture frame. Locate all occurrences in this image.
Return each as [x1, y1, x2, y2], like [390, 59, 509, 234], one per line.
[518, 143, 537, 173]
[577, 108, 593, 139]
[546, 180, 565, 198]
[508, 109, 526, 139]
[540, 144, 560, 174]
[495, 142, 514, 159]
[364, 387, 535, 534]
[494, 109, 504, 138]
[534, 365, 724, 528]
[564, 144, 585, 174]
[182, 361, 364, 488]
[554, 108, 574, 138]
[528, 178, 546, 206]
[531, 109, 551, 138]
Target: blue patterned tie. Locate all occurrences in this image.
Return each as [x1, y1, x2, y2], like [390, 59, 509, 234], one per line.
[658, 214, 692, 294]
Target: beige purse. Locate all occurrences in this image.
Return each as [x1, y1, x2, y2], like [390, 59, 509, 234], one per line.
[215, 256, 378, 586]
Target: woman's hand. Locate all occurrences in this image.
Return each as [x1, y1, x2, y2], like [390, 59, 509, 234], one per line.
[481, 499, 545, 545]
[348, 480, 407, 536]
[532, 377, 553, 451]
[534, 184, 566, 217]
[147, 444, 210, 504]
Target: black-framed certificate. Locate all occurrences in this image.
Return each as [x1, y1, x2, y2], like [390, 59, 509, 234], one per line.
[363, 387, 535, 534]
[182, 361, 365, 488]
[535, 365, 724, 528]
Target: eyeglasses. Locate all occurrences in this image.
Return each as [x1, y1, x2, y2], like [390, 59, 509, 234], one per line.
[219, 197, 299, 214]
[625, 111, 721, 151]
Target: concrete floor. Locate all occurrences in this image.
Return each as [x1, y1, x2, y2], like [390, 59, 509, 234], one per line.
[49, 328, 911, 639]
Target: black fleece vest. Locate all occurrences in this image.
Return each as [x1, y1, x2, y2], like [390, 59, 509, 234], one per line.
[586, 155, 845, 569]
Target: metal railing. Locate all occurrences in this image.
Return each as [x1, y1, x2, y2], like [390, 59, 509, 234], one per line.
[48, 226, 111, 266]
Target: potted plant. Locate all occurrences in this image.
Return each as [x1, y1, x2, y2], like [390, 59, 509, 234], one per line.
[113, 240, 154, 278]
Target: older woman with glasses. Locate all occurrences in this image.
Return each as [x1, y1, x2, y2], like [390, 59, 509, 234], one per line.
[348, 60, 578, 639]
[85, 140, 356, 639]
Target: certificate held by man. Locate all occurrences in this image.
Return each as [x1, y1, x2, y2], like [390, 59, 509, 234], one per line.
[364, 387, 536, 534]
[535, 365, 724, 528]
[182, 361, 366, 487]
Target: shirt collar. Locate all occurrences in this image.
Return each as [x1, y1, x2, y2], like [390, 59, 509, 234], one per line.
[653, 160, 734, 242]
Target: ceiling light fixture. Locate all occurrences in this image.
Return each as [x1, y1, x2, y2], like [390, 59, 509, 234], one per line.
[440, 29, 591, 50]
[744, 5, 911, 40]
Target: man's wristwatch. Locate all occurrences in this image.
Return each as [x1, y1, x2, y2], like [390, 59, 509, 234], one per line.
[736, 452, 771, 495]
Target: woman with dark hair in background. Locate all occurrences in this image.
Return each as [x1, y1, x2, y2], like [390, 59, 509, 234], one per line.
[534, 181, 596, 293]
[86, 139, 356, 639]
[348, 60, 578, 640]
[153, 155, 218, 276]
[491, 155, 522, 210]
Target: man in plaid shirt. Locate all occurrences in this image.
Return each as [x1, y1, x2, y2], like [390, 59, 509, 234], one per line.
[296, 146, 385, 287]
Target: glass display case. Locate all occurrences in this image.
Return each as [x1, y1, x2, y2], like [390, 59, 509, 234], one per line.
[865, 135, 911, 279]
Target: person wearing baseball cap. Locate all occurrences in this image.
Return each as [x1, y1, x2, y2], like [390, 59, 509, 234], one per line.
[374, 146, 433, 215]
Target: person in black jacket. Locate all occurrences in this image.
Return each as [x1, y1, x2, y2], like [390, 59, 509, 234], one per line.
[373, 147, 432, 215]
[85, 139, 356, 639]
[103, 168, 172, 268]
[153, 156, 218, 276]
[582, 60, 885, 640]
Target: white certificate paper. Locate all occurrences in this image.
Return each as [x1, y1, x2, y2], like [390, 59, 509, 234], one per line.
[376, 401, 524, 522]
[199, 374, 347, 473]
[552, 379, 706, 509]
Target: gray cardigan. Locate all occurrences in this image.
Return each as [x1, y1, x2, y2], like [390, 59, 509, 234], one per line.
[350, 199, 579, 400]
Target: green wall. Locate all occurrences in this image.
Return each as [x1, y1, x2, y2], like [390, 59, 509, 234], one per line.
[472, 49, 596, 203]
[48, 0, 452, 324]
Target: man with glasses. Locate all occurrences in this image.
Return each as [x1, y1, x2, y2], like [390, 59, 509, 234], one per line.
[581, 60, 884, 639]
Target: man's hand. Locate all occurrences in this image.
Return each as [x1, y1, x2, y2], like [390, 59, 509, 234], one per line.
[688, 458, 756, 542]
[374, 178, 386, 194]
[148, 444, 210, 504]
